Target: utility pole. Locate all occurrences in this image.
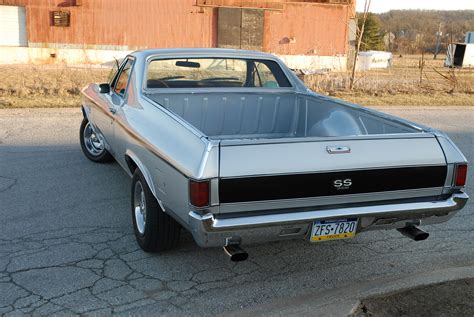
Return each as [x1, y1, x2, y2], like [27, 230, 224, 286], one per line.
[434, 22, 443, 59]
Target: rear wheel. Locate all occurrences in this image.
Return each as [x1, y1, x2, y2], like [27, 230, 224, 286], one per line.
[79, 118, 113, 163]
[131, 169, 180, 252]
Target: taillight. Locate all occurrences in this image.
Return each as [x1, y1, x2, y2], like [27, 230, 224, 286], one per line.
[189, 180, 210, 207]
[455, 164, 468, 187]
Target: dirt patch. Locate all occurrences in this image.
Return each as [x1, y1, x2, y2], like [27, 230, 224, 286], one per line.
[352, 278, 474, 317]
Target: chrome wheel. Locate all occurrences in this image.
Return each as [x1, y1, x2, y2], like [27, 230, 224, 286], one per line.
[83, 122, 105, 156]
[134, 181, 147, 236]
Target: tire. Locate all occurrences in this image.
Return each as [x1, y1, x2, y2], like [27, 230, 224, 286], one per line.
[79, 118, 113, 163]
[131, 169, 181, 252]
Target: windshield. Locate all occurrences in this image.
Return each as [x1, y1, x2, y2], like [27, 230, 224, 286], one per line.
[146, 58, 292, 89]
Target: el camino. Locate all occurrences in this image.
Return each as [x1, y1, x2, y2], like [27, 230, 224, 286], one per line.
[80, 49, 468, 261]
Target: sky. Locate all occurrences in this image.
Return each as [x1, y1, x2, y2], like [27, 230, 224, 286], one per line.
[356, 0, 474, 13]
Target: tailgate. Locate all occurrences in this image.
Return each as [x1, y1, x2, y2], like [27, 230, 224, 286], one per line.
[218, 135, 448, 209]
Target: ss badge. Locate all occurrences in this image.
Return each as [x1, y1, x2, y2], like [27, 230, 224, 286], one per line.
[333, 179, 352, 190]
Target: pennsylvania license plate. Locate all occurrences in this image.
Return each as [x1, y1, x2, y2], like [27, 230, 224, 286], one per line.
[310, 218, 358, 242]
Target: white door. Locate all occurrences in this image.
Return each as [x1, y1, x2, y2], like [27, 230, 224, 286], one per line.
[0, 5, 27, 47]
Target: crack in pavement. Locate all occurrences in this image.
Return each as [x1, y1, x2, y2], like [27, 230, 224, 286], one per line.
[0, 216, 473, 316]
[0, 175, 18, 193]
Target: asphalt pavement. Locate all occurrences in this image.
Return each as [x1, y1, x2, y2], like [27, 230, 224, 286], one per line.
[0, 106, 473, 316]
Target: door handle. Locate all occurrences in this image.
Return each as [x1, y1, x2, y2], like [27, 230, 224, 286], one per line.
[327, 146, 351, 154]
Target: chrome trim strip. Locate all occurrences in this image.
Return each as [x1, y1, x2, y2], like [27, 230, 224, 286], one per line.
[189, 192, 468, 231]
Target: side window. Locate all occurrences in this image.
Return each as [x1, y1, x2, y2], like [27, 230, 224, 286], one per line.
[113, 59, 133, 96]
[253, 62, 279, 88]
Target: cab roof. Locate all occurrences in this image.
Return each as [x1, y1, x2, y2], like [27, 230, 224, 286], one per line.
[131, 48, 279, 60]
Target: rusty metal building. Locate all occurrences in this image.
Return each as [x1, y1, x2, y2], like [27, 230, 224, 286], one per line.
[0, 0, 355, 57]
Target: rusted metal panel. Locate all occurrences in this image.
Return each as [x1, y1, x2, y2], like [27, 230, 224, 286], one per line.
[196, 0, 284, 10]
[2, 0, 350, 56]
[264, 2, 349, 55]
[217, 7, 263, 51]
[4, 0, 216, 50]
[217, 8, 241, 49]
[196, 0, 351, 9]
[241, 9, 263, 51]
[0, 0, 28, 5]
[288, 0, 350, 3]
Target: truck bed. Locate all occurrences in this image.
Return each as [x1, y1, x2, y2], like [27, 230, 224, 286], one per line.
[146, 91, 449, 214]
[147, 92, 419, 140]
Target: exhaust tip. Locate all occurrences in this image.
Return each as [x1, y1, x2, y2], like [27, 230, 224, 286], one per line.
[397, 226, 429, 241]
[223, 245, 249, 262]
[413, 231, 429, 241]
[230, 252, 249, 262]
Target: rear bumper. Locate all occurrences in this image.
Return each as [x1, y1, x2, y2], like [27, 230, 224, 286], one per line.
[188, 192, 469, 247]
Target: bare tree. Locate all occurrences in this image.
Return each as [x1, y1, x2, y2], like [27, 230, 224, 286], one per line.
[349, 0, 371, 90]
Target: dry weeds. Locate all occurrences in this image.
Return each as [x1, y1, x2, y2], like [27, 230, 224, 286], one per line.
[0, 64, 109, 108]
[304, 55, 473, 106]
[0, 55, 472, 108]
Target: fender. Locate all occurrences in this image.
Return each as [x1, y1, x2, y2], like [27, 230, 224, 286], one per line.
[81, 104, 110, 151]
[125, 149, 166, 212]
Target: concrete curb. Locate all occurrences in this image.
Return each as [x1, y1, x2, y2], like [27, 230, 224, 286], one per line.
[223, 264, 474, 317]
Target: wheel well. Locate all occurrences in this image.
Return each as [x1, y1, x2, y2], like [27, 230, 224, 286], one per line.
[81, 105, 87, 119]
[124, 155, 138, 174]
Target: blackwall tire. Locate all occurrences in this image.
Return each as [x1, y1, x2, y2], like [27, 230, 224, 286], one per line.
[131, 169, 181, 252]
[79, 118, 113, 163]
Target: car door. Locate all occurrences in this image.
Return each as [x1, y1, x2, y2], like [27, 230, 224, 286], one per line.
[98, 57, 134, 154]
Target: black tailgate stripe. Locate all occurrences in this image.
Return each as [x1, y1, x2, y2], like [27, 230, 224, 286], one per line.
[219, 166, 447, 203]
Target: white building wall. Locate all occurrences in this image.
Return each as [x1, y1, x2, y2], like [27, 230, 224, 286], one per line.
[0, 5, 27, 47]
[0, 46, 349, 72]
[0, 47, 131, 66]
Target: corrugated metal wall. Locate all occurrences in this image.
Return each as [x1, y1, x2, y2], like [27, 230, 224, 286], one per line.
[264, 2, 350, 55]
[0, 0, 216, 49]
[0, 0, 351, 55]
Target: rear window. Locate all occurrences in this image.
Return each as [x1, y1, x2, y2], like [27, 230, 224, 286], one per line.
[146, 58, 292, 89]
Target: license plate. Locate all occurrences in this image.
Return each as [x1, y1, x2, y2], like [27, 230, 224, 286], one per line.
[310, 218, 358, 242]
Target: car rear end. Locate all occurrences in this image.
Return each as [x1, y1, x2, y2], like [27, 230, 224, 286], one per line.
[187, 132, 468, 249]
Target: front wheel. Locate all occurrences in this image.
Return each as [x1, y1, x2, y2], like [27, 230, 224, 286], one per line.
[131, 169, 180, 252]
[79, 118, 113, 163]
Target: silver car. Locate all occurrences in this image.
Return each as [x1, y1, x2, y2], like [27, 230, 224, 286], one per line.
[80, 49, 469, 261]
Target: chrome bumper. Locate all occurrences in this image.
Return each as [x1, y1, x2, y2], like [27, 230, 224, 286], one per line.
[188, 192, 469, 247]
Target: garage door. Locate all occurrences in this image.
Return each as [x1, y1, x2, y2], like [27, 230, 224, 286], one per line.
[0, 5, 27, 46]
[217, 8, 263, 51]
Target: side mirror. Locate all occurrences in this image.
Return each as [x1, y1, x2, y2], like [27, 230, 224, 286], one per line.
[99, 83, 111, 94]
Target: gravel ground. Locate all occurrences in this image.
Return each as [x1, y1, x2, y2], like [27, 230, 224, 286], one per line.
[0, 106, 473, 316]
